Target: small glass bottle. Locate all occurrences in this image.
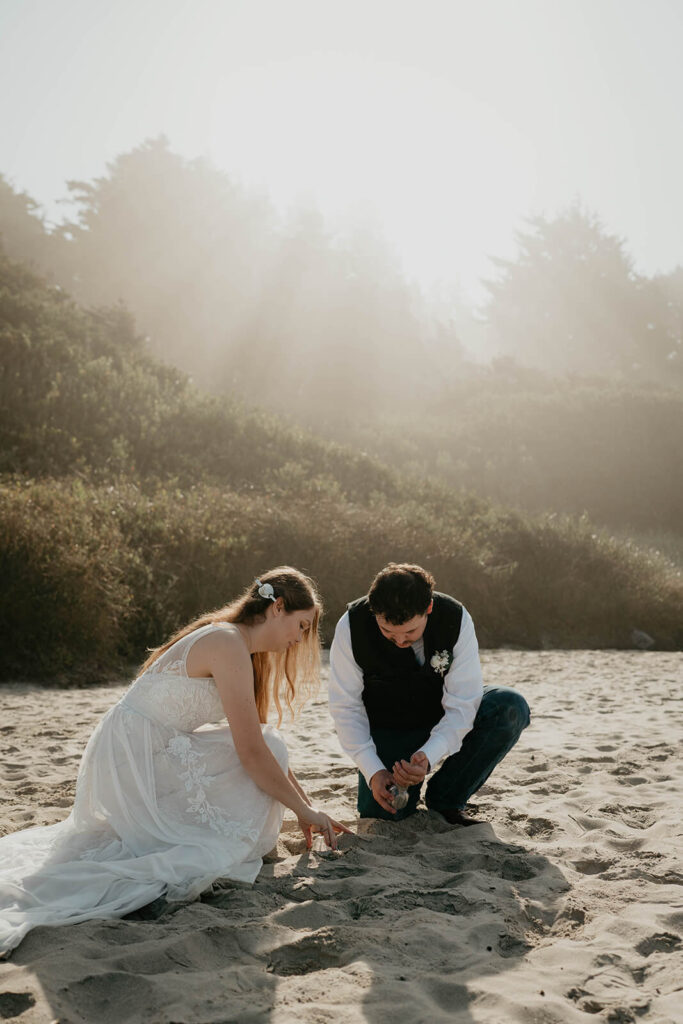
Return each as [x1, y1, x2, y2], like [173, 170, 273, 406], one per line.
[388, 783, 409, 810]
[311, 833, 336, 856]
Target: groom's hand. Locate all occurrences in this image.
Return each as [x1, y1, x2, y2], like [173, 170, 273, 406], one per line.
[370, 769, 397, 814]
[393, 751, 429, 787]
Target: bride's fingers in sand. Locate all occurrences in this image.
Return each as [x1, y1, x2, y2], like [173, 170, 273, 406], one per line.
[298, 808, 336, 848]
[308, 812, 354, 849]
[296, 818, 314, 849]
[330, 817, 354, 836]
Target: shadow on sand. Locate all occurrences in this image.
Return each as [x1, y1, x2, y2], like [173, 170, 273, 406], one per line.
[2, 812, 571, 1023]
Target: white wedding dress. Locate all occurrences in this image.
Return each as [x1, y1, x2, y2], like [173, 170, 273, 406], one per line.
[0, 624, 288, 956]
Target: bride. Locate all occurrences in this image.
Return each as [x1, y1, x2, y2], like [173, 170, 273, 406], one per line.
[0, 566, 349, 956]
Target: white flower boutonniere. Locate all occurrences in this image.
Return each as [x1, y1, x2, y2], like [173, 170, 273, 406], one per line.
[430, 649, 451, 677]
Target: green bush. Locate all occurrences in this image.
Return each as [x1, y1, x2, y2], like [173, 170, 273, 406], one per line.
[331, 379, 683, 535]
[1, 478, 681, 681]
[0, 253, 400, 502]
[0, 480, 135, 678]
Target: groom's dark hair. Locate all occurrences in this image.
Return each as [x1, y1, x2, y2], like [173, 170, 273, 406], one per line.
[368, 563, 435, 625]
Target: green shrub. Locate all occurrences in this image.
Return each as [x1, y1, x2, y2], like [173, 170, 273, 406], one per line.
[0, 480, 134, 678]
[1, 478, 681, 681]
[326, 380, 683, 535]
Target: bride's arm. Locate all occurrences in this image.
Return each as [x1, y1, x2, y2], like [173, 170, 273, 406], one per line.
[288, 769, 311, 806]
[195, 630, 313, 818]
[192, 631, 352, 849]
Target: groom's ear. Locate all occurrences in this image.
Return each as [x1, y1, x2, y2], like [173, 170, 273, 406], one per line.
[425, 600, 434, 615]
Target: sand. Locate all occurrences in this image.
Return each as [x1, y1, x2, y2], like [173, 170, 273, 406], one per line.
[0, 651, 681, 1024]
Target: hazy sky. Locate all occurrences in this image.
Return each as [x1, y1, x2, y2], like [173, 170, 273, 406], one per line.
[1, 0, 681, 299]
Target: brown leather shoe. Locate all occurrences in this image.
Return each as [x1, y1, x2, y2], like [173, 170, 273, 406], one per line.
[439, 807, 482, 827]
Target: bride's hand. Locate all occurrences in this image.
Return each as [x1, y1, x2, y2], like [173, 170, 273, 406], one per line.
[297, 806, 353, 850]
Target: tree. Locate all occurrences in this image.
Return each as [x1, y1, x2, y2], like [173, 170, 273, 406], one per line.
[482, 205, 681, 384]
[0, 175, 64, 272]
[52, 139, 438, 422]
[55, 137, 275, 373]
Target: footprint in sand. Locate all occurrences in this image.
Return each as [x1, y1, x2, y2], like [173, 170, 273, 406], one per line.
[497, 931, 532, 957]
[421, 977, 471, 1013]
[60, 971, 158, 1021]
[0, 992, 36, 1018]
[609, 763, 639, 776]
[566, 988, 609, 1015]
[356, 887, 482, 919]
[524, 817, 556, 838]
[554, 903, 587, 931]
[571, 858, 613, 875]
[544, 779, 573, 794]
[14, 784, 38, 796]
[499, 856, 538, 881]
[598, 804, 657, 829]
[635, 932, 682, 957]
[267, 928, 348, 976]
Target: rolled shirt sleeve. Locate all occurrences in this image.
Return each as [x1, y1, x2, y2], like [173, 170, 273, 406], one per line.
[419, 607, 483, 769]
[328, 612, 386, 784]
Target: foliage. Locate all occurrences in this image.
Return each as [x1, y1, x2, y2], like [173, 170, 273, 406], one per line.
[1, 476, 680, 680]
[0, 174, 65, 273]
[330, 368, 683, 534]
[0, 480, 134, 678]
[3, 173, 680, 541]
[1, 247, 682, 680]
[0, 251, 403, 501]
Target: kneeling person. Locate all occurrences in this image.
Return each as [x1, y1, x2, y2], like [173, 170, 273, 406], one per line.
[329, 563, 530, 824]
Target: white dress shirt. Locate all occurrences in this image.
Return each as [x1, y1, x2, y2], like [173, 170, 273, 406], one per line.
[328, 605, 484, 784]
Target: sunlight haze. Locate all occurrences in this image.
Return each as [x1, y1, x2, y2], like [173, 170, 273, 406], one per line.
[1, 0, 681, 300]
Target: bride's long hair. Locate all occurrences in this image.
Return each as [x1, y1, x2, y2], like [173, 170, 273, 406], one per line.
[140, 566, 322, 724]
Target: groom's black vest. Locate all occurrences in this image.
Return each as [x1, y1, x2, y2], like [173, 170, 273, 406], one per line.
[347, 592, 463, 731]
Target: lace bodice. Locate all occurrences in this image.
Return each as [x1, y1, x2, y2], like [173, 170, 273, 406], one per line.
[121, 625, 226, 732]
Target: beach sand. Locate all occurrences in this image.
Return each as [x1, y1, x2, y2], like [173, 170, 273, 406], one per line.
[0, 651, 681, 1024]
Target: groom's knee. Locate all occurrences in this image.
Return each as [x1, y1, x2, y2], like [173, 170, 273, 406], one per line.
[479, 687, 530, 738]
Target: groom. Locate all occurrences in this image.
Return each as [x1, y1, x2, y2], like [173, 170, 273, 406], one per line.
[328, 563, 530, 824]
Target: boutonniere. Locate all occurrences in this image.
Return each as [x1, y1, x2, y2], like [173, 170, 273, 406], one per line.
[430, 649, 451, 676]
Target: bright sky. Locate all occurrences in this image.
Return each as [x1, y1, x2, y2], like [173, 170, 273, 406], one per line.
[0, 0, 681, 300]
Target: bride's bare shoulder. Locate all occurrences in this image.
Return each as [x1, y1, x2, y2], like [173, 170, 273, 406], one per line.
[186, 624, 250, 678]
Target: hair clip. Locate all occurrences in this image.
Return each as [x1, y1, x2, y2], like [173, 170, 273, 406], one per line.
[255, 578, 276, 602]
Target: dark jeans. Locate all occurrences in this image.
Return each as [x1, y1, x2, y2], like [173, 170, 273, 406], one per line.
[357, 685, 531, 820]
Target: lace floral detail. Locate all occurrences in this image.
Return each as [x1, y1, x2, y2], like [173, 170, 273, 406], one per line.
[146, 656, 185, 677]
[123, 626, 226, 731]
[167, 735, 259, 842]
[123, 673, 225, 732]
